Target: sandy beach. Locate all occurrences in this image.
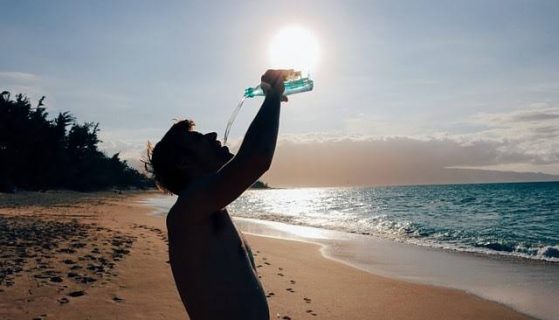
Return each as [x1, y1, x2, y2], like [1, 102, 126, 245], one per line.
[0, 191, 536, 320]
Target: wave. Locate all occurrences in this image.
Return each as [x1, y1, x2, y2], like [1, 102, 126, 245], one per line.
[229, 210, 559, 263]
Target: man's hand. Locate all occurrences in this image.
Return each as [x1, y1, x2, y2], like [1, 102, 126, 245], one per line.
[260, 69, 293, 102]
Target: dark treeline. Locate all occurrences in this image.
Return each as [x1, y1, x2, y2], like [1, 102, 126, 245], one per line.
[0, 91, 153, 192]
[251, 181, 270, 189]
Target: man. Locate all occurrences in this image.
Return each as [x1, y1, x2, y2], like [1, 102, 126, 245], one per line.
[147, 70, 290, 320]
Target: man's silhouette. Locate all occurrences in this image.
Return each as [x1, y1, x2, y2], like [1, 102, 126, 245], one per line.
[148, 70, 290, 320]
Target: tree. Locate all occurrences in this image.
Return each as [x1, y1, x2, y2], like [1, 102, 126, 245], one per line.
[0, 91, 153, 192]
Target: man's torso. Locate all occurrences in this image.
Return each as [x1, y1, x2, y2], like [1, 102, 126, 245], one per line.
[167, 207, 269, 320]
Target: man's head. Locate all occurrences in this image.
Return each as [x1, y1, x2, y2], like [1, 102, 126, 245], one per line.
[147, 119, 234, 194]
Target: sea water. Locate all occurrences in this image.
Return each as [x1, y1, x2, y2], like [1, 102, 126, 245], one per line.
[228, 182, 559, 262]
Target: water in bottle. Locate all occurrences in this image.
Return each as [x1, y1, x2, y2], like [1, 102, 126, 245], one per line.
[244, 71, 314, 98]
[223, 72, 314, 145]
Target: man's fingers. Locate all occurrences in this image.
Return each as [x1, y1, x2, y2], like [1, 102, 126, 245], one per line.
[261, 69, 296, 99]
[262, 69, 294, 84]
[261, 70, 283, 86]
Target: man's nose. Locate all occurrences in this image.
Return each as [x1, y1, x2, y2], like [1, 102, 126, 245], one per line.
[204, 132, 218, 141]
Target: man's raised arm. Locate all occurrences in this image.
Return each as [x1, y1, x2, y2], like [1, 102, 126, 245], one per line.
[175, 70, 289, 216]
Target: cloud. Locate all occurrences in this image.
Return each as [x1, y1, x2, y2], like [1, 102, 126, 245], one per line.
[95, 102, 559, 186]
[0, 71, 49, 104]
[467, 103, 559, 164]
[260, 136, 558, 187]
[473, 103, 559, 125]
[259, 103, 559, 186]
[0, 71, 39, 83]
[511, 112, 559, 122]
[99, 138, 147, 171]
[98, 128, 164, 171]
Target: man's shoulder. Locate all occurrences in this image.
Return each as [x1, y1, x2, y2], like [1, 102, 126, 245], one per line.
[167, 193, 194, 224]
[167, 182, 221, 226]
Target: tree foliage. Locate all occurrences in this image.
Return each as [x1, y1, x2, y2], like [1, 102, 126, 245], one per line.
[0, 91, 153, 192]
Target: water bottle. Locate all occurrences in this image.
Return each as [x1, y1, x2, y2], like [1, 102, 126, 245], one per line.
[243, 72, 314, 98]
[224, 71, 314, 145]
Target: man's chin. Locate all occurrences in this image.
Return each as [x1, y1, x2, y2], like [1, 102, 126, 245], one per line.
[218, 146, 234, 162]
[224, 151, 234, 161]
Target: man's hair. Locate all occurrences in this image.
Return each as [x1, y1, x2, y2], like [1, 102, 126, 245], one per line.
[145, 119, 196, 195]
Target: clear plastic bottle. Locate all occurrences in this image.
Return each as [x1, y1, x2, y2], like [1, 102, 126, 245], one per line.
[224, 72, 314, 145]
[244, 72, 314, 98]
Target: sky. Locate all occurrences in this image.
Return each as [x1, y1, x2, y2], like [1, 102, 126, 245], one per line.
[2, 0, 558, 186]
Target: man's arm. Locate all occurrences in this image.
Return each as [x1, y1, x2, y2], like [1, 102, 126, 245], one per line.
[172, 70, 287, 220]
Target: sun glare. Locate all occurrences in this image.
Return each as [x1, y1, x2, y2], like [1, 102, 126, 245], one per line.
[269, 26, 319, 74]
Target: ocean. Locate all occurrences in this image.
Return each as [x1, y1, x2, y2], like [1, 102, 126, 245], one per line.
[227, 181, 559, 262]
[141, 181, 559, 319]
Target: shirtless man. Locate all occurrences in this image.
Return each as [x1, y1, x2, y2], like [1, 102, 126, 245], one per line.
[148, 70, 290, 319]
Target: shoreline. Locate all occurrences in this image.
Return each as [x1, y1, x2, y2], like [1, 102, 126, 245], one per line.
[234, 218, 557, 320]
[0, 191, 545, 320]
[243, 234, 537, 320]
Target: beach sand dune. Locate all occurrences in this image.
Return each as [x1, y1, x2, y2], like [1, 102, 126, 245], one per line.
[0, 192, 536, 320]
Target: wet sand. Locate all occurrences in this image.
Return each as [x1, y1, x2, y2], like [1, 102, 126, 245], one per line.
[0, 191, 537, 320]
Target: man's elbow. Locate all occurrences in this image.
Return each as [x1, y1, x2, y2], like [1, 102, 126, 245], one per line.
[251, 155, 272, 175]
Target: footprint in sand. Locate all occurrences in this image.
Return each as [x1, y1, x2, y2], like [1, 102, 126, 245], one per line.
[58, 297, 69, 304]
[80, 276, 97, 284]
[68, 290, 86, 297]
[306, 309, 318, 316]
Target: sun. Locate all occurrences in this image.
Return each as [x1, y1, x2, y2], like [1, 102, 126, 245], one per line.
[269, 26, 319, 74]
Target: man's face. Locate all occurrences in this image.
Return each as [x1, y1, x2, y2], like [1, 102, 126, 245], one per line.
[178, 131, 234, 175]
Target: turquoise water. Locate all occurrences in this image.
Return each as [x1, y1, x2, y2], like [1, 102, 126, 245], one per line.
[227, 182, 559, 262]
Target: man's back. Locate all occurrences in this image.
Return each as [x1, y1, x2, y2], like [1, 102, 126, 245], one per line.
[167, 205, 269, 320]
